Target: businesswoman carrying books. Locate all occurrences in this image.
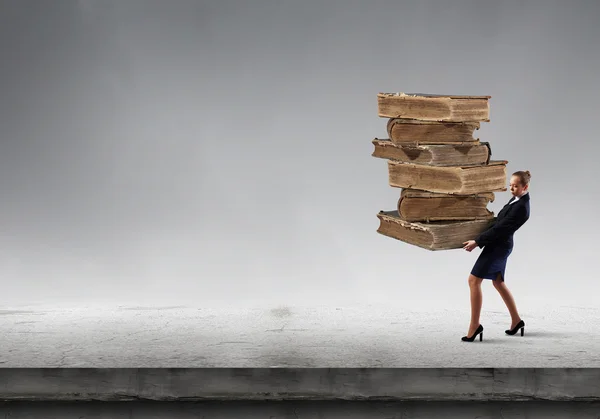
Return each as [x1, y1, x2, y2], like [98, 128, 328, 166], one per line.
[461, 170, 531, 342]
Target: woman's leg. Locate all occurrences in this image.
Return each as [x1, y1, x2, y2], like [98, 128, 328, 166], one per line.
[467, 274, 484, 336]
[492, 273, 522, 328]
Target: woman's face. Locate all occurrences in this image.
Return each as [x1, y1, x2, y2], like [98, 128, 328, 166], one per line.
[509, 175, 528, 196]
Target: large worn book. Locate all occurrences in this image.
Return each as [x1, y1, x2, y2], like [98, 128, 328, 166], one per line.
[372, 138, 490, 166]
[386, 119, 480, 144]
[376, 210, 495, 250]
[397, 189, 495, 222]
[378, 92, 490, 122]
[387, 160, 507, 194]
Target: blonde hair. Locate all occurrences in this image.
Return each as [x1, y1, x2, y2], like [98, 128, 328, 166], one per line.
[512, 170, 531, 186]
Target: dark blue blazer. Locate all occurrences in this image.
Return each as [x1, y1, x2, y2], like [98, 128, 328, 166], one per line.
[475, 192, 530, 249]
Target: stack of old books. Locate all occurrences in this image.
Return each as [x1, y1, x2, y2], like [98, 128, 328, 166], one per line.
[372, 92, 507, 251]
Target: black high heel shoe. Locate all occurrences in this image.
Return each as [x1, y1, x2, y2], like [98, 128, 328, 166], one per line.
[505, 320, 525, 336]
[461, 324, 484, 342]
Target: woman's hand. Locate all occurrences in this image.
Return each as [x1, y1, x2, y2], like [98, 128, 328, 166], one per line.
[463, 240, 478, 252]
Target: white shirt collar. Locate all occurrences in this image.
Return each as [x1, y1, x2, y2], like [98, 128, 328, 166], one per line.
[510, 191, 528, 203]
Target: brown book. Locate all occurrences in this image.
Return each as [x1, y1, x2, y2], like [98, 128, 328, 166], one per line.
[387, 160, 507, 194]
[372, 138, 490, 166]
[387, 119, 480, 144]
[397, 189, 495, 222]
[378, 92, 490, 122]
[376, 210, 495, 251]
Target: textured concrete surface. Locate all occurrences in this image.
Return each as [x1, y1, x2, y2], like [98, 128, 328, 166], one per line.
[1, 400, 600, 419]
[1, 368, 600, 401]
[1, 303, 598, 367]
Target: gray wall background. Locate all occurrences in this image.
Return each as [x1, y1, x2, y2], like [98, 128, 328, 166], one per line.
[0, 0, 598, 309]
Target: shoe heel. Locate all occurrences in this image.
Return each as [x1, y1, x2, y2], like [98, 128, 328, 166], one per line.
[505, 320, 525, 336]
[461, 324, 484, 342]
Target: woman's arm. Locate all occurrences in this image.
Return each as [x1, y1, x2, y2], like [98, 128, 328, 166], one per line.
[475, 205, 529, 248]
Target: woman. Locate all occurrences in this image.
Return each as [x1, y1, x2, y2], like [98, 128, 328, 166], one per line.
[461, 170, 531, 342]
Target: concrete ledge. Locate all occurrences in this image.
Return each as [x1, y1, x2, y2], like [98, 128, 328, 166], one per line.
[1, 368, 599, 401]
[2, 400, 600, 419]
[3, 304, 600, 368]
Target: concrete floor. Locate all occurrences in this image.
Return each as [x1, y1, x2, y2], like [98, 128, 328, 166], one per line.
[1, 302, 598, 367]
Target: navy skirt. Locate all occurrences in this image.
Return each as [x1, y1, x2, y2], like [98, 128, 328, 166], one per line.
[471, 244, 513, 281]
